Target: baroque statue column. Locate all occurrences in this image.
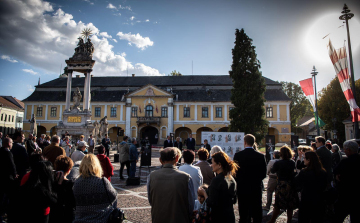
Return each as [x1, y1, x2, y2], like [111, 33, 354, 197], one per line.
[65, 70, 73, 111]
[83, 69, 92, 111]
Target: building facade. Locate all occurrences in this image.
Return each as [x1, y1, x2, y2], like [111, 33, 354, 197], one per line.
[23, 75, 291, 145]
[0, 96, 24, 135]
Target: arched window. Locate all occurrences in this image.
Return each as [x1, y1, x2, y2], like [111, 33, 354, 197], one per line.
[145, 105, 153, 117]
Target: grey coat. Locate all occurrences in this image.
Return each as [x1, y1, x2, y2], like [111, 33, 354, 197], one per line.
[118, 141, 130, 163]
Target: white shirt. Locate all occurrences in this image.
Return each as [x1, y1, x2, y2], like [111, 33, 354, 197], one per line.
[71, 150, 85, 163]
[179, 163, 203, 197]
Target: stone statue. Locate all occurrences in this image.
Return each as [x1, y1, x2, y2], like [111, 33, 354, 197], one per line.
[93, 120, 100, 142]
[73, 87, 82, 110]
[69, 30, 94, 61]
[99, 116, 108, 139]
[29, 114, 37, 136]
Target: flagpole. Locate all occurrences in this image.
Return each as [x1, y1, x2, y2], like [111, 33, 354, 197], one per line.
[311, 66, 320, 136]
[340, 4, 359, 139]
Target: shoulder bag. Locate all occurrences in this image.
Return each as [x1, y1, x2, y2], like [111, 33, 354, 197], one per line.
[102, 178, 126, 223]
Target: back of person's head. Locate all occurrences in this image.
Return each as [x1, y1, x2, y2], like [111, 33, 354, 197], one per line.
[54, 155, 74, 173]
[344, 140, 358, 154]
[26, 161, 54, 192]
[325, 143, 332, 150]
[315, 136, 325, 145]
[210, 145, 223, 156]
[123, 136, 128, 141]
[131, 137, 136, 144]
[2, 137, 12, 148]
[304, 151, 325, 174]
[45, 135, 51, 141]
[244, 134, 255, 147]
[51, 135, 60, 144]
[298, 145, 313, 153]
[12, 131, 22, 141]
[79, 154, 103, 178]
[273, 150, 280, 159]
[160, 147, 181, 162]
[183, 150, 195, 164]
[97, 145, 105, 154]
[29, 152, 45, 170]
[311, 142, 317, 150]
[211, 151, 239, 177]
[197, 148, 209, 161]
[279, 145, 294, 160]
[332, 144, 340, 152]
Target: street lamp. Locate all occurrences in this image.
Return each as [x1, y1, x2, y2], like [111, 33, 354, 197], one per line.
[339, 4, 358, 139]
[311, 66, 320, 136]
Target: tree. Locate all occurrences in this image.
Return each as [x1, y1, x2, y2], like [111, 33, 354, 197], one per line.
[168, 70, 182, 76]
[229, 28, 268, 143]
[318, 76, 360, 143]
[281, 81, 312, 133]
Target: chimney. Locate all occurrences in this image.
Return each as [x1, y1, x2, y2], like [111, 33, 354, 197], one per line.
[132, 74, 135, 77]
[76, 75, 80, 78]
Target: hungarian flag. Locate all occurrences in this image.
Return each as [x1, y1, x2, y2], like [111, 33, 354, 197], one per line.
[299, 78, 325, 127]
[328, 39, 360, 122]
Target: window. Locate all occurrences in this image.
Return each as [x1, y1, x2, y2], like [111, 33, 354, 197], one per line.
[110, 107, 117, 117]
[216, 107, 222, 118]
[145, 105, 153, 117]
[4, 114, 7, 122]
[8, 115, 11, 122]
[0, 114, 3, 121]
[50, 107, 57, 117]
[184, 107, 190, 118]
[131, 107, 138, 117]
[95, 107, 101, 117]
[36, 107, 43, 117]
[202, 107, 208, 118]
[161, 107, 168, 117]
[266, 107, 273, 118]
[12, 116, 14, 122]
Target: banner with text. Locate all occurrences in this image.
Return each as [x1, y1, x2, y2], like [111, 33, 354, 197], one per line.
[201, 131, 245, 159]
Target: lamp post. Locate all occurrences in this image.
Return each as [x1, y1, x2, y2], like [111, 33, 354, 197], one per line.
[311, 66, 320, 136]
[340, 4, 359, 139]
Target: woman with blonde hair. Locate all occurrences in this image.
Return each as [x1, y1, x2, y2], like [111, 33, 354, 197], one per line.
[73, 154, 118, 223]
[198, 151, 239, 222]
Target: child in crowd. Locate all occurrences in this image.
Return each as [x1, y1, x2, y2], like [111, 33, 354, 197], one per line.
[193, 184, 210, 223]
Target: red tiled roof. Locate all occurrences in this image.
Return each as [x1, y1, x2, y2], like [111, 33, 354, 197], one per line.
[0, 96, 24, 111]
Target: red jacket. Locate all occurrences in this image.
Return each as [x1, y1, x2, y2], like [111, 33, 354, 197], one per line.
[97, 154, 114, 181]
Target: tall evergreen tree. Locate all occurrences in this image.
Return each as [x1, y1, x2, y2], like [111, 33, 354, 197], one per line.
[229, 29, 268, 142]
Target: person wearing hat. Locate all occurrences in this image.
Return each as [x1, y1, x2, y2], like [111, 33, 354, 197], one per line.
[71, 141, 88, 163]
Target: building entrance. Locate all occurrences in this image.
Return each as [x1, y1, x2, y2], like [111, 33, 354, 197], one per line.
[140, 126, 158, 145]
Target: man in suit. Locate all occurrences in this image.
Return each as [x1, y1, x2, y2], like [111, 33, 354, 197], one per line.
[102, 134, 111, 157]
[203, 139, 211, 153]
[186, 133, 196, 151]
[233, 134, 267, 223]
[11, 131, 29, 180]
[163, 135, 172, 148]
[25, 133, 36, 156]
[315, 136, 333, 183]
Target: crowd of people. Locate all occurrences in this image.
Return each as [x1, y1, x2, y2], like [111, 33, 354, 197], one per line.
[1, 130, 360, 223]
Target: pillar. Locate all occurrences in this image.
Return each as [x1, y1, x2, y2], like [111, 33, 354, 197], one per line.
[167, 98, 174, 135]
[83, 70, 92, 111]
[125, 98, 131, 137]
[65, 71, 73, 111]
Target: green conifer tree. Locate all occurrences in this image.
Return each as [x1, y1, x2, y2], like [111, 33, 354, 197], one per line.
[229, 29, 268, 143]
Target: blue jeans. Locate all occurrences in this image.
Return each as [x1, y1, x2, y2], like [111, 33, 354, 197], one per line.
[129, 161, 136, 178]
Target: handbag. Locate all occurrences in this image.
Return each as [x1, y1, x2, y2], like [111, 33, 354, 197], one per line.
[102, 178, 126, 223]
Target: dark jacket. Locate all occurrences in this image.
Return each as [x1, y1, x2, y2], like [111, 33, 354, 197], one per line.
[331, 151, 341, 169]
[101, 138, 111, 149]
[194, 161, 215, 185]
[97, 154, 114, 180]
[233, 147, 267, 193]
[50, 179, 76, 223]
[0, 147, 17, 190]
[271, 159, 296, 181]
[11, 142, 29, 178]
[26, 139, 36, 156]
[206, 172, 237, 223]
[316, 146, 333, 182]
[163, 139, 173, 148]
[186, 138, 196, 150]
[204, 143, 211, 153]
[129, 144, 138, 162]
[174, 141, 182, 151]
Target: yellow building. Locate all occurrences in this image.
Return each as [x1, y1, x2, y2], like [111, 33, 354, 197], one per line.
[23, 75, 291, 145]
[0, 96, 24, 135]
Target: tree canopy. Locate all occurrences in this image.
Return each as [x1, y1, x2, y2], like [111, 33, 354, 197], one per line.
[229, 28, 268, 143]
[168, 70, 182, 76]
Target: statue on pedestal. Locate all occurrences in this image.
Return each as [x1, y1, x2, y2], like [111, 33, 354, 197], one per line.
[29, 114, 37, 136]
[99, 116, 108, 139]
[73, 87, 82, 110]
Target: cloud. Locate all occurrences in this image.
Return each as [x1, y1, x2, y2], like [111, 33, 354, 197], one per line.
[113, 13, 121, 16]
[116, 32, 154, 50]
[83, 0, 94, 5]
[1, 55, 18, 63]
[106, 3, 117, 10]
[145, 19, 149, 22]
[0, 0, 163, 77]
[119, 5, 131, 11]
[130, 16, 135, 21]
[27, 85, 34, 92]
[112, 39, 118, 43]
[99, 32, 112, 38]
[22, 69, 38, 75]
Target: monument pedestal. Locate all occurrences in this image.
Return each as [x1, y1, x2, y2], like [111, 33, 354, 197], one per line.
[56, 109, 94, 140]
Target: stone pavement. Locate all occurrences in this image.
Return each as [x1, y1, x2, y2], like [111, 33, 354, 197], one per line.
[108, 148, 349, 223]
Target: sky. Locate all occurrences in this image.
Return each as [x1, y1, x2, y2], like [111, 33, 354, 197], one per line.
[0, 0, 360, 101]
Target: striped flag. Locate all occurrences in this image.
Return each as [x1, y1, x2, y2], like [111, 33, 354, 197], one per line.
[328, 39, 360, 122]
[299, 78, 325, 127]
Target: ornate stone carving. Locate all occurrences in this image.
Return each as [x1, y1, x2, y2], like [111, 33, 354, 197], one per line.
[145, 88, 155, 96]
[29, 114, 37, 135]
[72, 87, 82, 110]
[99, 116, 109, 138]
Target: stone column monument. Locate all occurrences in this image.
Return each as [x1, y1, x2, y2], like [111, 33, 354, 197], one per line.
[56, 29, 95, 140]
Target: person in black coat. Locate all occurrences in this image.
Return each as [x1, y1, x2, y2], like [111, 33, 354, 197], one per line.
[26, 134, 36, 156]
[203, 139, 211, 153]
[163, 135, 173, 148]
[186, 134, 196, 151]
[315, 136, 333, 183]
[233, 134, 266, 223]
[198, 151, 239, 223]
[11, 132, 29, 180]
[101, 134, 111, 157]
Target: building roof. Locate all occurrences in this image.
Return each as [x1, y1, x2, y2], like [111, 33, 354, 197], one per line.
[35, 75, 282, 88]
[23, 75, 290, 102]
[0, 96, 25, 111]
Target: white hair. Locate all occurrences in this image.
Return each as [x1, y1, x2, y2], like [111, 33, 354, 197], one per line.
[210, 145, 223, 156]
